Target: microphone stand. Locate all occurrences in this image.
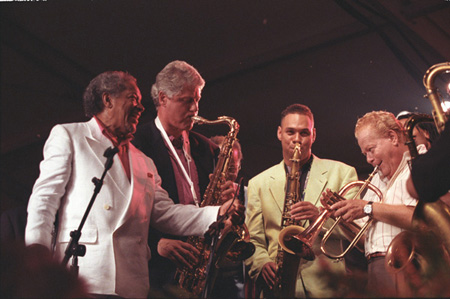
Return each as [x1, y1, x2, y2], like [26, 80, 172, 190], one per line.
[201, 215, 226, 299]
[61, 147, 119, 276]
[201, 178, 243, 299]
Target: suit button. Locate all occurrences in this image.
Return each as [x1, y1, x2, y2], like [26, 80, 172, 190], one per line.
[138, 237, 143, 244]
[104, 204, 111, 210]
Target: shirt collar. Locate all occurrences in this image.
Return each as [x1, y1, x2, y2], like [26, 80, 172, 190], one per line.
[285, 155, 313, 174]
[94, 116, 133, 147]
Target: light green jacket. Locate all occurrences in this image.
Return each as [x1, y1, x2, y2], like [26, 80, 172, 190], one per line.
[245, 155, 358, 298]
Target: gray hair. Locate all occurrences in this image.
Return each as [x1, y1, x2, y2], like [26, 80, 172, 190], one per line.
[83, 71, 137, 117]
[151, 60, 205, 109]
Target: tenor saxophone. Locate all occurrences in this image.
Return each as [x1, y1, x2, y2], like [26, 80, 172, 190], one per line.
[175, 115, 254, 296]
[272, 143, 304, 298]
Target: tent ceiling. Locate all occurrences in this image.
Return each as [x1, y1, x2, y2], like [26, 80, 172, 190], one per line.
[1, 0, 450, 209]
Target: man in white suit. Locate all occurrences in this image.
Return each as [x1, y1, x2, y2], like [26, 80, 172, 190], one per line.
[245, 104, 358, 298]
[25, 71, 243, 298]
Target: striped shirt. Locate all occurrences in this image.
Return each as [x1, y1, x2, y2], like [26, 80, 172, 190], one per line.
[363, 146, 425, 256]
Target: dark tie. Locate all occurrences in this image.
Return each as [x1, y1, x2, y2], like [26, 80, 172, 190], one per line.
[172, 137, 183, 149]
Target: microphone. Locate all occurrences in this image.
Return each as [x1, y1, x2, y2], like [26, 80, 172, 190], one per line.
[103, 147, 119, 170]
[104, 146, 119, 158]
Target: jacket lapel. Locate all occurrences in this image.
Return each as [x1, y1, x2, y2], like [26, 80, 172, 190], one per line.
[85, 118, 129, 200]
[304, 156, 328, 207]
[269, 161, 287, 213]
[114, 145, 147, 230]
[149, 121, 180, 203]
[268, 158, 329, 211]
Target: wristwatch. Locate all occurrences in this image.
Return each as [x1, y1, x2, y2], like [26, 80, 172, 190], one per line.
[363, 201, 374, 217]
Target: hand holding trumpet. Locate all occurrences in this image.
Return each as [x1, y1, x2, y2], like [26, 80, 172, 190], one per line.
[320, 189, 368, 223]
[290, 201, 320, 223]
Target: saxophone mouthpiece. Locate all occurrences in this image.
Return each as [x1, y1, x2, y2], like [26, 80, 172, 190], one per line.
[191, 115, 204, 124]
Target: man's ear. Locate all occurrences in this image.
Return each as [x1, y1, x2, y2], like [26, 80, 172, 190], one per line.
[158, 91, 167, 107]
[277, 126, 282, 141]
[102, 93, 112, 109]
[388, 130, 399, 145]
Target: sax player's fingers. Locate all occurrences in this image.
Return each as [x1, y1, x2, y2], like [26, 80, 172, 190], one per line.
[181, 241, 201, 256]
[173, 251, 193, 269]
[218, 180, 235, 201]
[262, 262, 276, 287]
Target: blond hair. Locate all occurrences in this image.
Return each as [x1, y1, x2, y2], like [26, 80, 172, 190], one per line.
[355, 111, 405, 142]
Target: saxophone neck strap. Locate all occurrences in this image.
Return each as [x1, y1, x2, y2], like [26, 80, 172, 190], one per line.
[155, 117, 199, 206]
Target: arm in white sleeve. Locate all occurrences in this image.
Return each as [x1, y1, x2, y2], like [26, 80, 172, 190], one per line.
[25, 125, 73, 249]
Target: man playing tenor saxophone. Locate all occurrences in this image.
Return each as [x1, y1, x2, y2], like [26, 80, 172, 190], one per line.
[133, 60, 240, 298]
[245, 104, 358, 298]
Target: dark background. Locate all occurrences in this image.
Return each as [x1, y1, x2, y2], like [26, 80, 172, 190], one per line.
[1, 0, 450, 212]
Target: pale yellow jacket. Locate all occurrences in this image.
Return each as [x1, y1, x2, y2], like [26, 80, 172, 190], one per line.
[245, 155, 358, 298]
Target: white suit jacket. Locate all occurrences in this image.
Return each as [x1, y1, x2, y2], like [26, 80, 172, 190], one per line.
[25, 118, 219, 298]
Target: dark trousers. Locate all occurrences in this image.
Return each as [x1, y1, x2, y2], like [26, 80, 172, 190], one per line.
[367, 257, 396, 297]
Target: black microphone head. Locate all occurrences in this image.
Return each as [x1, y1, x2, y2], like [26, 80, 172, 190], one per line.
[104, 147, 119, 158]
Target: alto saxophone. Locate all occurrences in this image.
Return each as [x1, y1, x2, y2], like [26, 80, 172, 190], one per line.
[175, 115, 254, 296]
[272, 143, 304, 298]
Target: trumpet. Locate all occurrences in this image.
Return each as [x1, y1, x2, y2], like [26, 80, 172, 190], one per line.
[278, 165, 382, 260]
[320, 166, 383, 260]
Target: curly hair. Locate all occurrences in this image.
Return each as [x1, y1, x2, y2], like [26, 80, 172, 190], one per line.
[83, 71, 137, 117]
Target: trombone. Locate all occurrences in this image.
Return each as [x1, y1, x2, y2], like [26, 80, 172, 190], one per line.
[278, 165, 383, 260]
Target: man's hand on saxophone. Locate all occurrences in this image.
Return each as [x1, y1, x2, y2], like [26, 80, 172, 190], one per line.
[260, 262, 277, 289]
[157, 238, 201, 269]
[219, 198, 245, 226]
[157, 179, 241, 272]
[209, 173, 236, 202]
